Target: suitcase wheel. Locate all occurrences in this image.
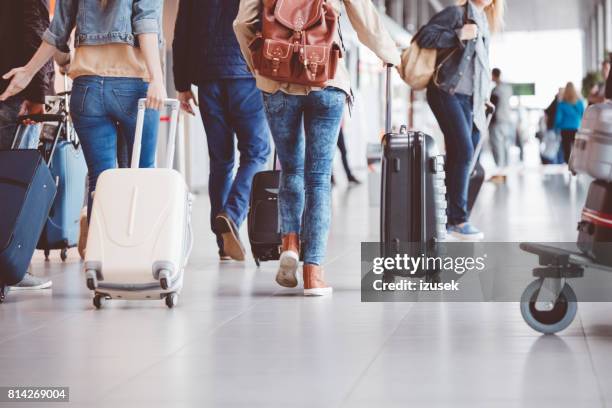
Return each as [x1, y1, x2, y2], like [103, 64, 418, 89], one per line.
[60, 248, 68, 262]
[254, 257, 261, 267]
[0, 286, 5, 304]
[86, 277, 98, 291]
[44, 249, 50, 261]
[165, 293, 178, 308]
[520, 279, 577, 334]
[93, 294, 105, 309]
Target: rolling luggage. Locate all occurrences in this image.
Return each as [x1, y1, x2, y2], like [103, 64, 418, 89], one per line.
[577, 180, 612, 266]
[0, 119, 58, 302]
[381, 66, 447, 259]
[84, 99, 193, 309]
[464, 105, 495, 214]
[569, 101, 612, 180]
[34, 115, 87, 261]
[248, 153, 281, 266]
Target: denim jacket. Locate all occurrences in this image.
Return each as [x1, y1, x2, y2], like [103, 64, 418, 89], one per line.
[416, 3, 478, 95]
[43, 0, 162, 53]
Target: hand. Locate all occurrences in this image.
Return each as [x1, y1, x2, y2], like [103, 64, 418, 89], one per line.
[0, 67, 35, 101]
[459, 24, 479, 41]
[178, 90, 198, 116]
[19, 100, 45, 124]
[58, 63, 71, 76]
[146, 78, 167, 111]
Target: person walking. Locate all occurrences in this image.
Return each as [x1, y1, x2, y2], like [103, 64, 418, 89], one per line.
[173, 0, 271, 262]
[488, 67, 513, 182]
[554, 82, 585, 164]
[1, 0, 166, 229]
[334, 126, 361, 185]
[415, 0, 505, 241]
[0, 0, 55, 290]
[234, 0, 400, 295]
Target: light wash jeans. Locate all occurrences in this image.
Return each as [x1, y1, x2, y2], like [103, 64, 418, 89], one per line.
[263, 87, 345, 265]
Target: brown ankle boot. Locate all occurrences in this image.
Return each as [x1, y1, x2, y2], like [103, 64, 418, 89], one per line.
[276, 233, 300, 288]
[303, 264, 332, 296]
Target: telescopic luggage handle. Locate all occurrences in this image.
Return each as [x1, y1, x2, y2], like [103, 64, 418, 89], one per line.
[385, 64, 393, 135]
[467, 103, 496, 175]
[132, 98, 180, 170]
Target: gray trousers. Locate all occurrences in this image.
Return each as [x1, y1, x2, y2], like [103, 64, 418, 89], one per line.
[489, 121, 514, 168]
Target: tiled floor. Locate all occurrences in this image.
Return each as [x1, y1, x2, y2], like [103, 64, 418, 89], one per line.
[2, 166, 612, 407]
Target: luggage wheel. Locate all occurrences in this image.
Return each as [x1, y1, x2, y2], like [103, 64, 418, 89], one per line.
[44, 249, 50, 261]
[165, 292, 178, 308]
[93, 293, 108, 309]
[159, 269, 171, 290]
[520, 278, 577, 334]
[86, 270, 98, 290]
[0, 285, 5, 304]
[60, 248, 68, 262]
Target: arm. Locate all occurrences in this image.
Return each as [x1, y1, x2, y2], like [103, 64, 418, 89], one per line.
[233, 0, 262, 73]
[343, 0, 400, 66]
[21, 0, 54, 105]
[416, 6, 464, 50]
[139, 33, 167, 110]
[132, 0, 166, 110]
[42, 0, 77, 53]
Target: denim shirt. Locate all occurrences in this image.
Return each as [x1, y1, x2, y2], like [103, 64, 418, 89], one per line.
[43, 0, 162, 53]
[416, 3, 479, 95]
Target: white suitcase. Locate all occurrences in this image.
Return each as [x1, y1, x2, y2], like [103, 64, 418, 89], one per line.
[84, 99, 193, 309]
[570, 101, 612, 181]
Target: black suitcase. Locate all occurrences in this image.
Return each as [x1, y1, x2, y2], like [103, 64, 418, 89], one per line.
[248, 155, 282, 266]
[577, 180, 612, 265]
[0, 143, 57, 302]
[381, 66, 447, 264]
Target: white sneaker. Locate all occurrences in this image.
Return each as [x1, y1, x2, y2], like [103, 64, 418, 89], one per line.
[10, 273, 52, 291]
[447, 223, 484, 241]
[276, 250, 299, 288]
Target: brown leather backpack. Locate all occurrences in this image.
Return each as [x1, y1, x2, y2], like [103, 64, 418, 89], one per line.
[249, 0, 342, 87]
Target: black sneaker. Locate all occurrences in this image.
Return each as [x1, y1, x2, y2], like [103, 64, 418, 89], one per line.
[214, 213, 246, 261]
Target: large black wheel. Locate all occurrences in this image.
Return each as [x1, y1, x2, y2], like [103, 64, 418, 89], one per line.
[520, 279, 577, 334]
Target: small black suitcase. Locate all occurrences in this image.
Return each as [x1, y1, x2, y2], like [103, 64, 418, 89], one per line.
[577, 180, 612, 265]
[248, 154, 282, 266]
[0, 147, 56, 302]
[380, 66, 447, 265]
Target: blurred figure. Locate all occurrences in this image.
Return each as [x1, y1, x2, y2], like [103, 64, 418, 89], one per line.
[607, 59, 612, 100]
[488, 68, 513, 182]
[555, 82, 585, 163]
[539, 87, 564, 165]
[587, 60, 610, 105]
[335, 127, 361, 185]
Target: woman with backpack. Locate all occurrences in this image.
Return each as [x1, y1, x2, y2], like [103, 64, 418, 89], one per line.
[555, 82, 585, 163]
[0, 0, 165, 227]
[415, 0, 504, 241]
[234, 0, 400, 296]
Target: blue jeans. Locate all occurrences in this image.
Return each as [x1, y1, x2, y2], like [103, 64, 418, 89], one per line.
[198, 79, 270, 251]
[263, 88, 346, 265]
[70, 76, 159, 220]
[0, 97, 41, 150]
[427, 85, 480, 225]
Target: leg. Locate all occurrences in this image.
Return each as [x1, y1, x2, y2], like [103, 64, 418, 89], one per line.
[198, 82, 236, 252]
[561, 130, 576, 164]
[70, 77, 119, 221]
[302, 88, 345, 266]
[489, 124, 504, 167]
[427, 86, 474, 226]
[224, 79, 271, 227]
[337, 128, 352, 179]
[107, 78, 160, 169]
[263, 91, 305, 237]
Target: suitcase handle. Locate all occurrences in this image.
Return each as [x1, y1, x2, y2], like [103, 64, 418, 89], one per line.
[385, 64, 393, 135]
[467, 104, 496, 176]
[132, 99, 181, 170]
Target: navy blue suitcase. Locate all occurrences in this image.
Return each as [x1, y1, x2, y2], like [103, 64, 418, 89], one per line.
[0, 149, 56, 302]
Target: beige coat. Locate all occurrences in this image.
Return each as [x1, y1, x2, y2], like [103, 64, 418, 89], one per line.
[233, 0, 401, 96]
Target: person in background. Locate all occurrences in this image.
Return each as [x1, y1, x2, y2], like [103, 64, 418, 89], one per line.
[606, 58, 612, 101]
[488, 67, 513, 183]
[1, 0, 166, 237]
[173, 0, 270, 262]
[587, 60, 610, 106]
[333, 126, 361, 186]
[0, 0, 55, 290]
[417, 0, 505, 241]
[554, 82, 585, 164]
[235, 0, 400, 296]
[540, 87, 564, 165]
